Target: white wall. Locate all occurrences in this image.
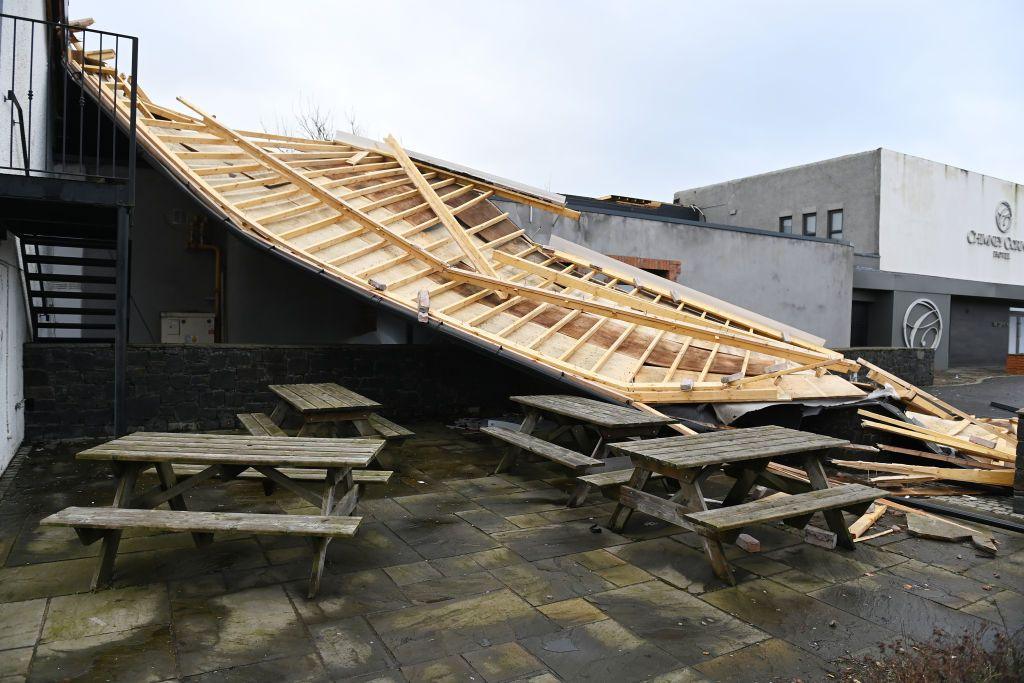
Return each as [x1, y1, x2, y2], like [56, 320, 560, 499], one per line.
[0, 237, 28, 474]
[879, 149, 1024, 286]
[0, 0, 51, 175]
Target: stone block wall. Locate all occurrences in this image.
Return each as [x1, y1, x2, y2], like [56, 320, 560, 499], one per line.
[834, 347, 935, 387]
[22, 343, 561, 440]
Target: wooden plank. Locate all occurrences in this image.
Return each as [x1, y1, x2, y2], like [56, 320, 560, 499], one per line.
[237, 413, 287, 437]
[618, 486, 695, 530]
[480, 426, 600, 470]
[833, 460, 1014, 487]
[384, 135, 499, 280]
[43, 506, 361, 538]
[510, 394, 674, 428]
[684, 484, 881, 532]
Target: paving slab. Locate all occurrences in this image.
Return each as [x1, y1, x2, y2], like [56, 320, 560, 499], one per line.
[767, 568, 833, 594]
[385, 515, 500, 559]
[111, 538, 267, 587]
[701, 578, 891, 661]
[317, 521, 422, 571]
[964, 549, 1024, 591]
[429, 547, 526, 577]
[521, 617, 680, 682]
[463, 641, 547, 682]
[492, 557, 615, 606]
[882, 536, 994, 573]
[0, 645, 32, 679]
[810, 573, 995, 645]
[647, 668, 712, 682]
[309, 615, 395, 680]
[455, 507, 519, 533]
[0, 555, 94, 602]
[367, 588, 557, 665]
[693, 638, 834, 682]
[395, 490, 482, 517]
[42, 584, 169, 643]
[587, 581, 766, 665]
[764, 543, 900, 584]
[288, 568, 410, 625]
[382, 560, 442, 586]
[0, 598, 46, 650]
[172, 584, 313, 677]
[536, 597, 607, 628]
[182, 652, 330, 682]
[883, 558, 993, 608]
[445, 476, 525, 499]
[28, 624, 176, 683]
[400, 654, 478, 682]
[960, 589, 1024, 635]
[398, 570, 504, 605]
[492, 521, 631, 561]
[475, 488, 572, 517]
[606, 538, 752, 594]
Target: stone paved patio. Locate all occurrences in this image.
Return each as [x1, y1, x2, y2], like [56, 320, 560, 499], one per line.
[0, 424, 1021, 682]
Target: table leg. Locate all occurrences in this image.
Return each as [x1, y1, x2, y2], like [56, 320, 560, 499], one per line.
[92, 462, 142, 590]
[296, 419, 315, 437]
[802, 454, 855, 550]
[720, 460, 769, 508]
[352, 418, 377, 437]
[270, 400, 289, 426]
[155, 462, 212, 548]
[608, 466, 651, 531]
[675, 468, 734, 584]
[308, 467, 341, 599]
[494, 408, 540, 474]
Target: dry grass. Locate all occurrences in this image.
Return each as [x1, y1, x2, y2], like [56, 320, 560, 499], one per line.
[839, 629, 1023, 683]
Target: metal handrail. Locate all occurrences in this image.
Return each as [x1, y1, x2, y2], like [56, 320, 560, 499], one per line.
[0, 13, 138, 193]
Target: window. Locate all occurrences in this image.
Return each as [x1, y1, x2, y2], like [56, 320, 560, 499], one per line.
[828, 209, 843, 239]
[802, 213, 817, 236]
[779, 215, 792, 234]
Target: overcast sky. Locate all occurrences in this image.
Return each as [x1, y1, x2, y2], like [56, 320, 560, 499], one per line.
[76, 0, 1024, 200]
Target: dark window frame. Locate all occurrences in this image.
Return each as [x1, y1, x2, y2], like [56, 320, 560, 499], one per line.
[779, 215, 793, 234]
[828, 209, 843, 239]
[802, 212, 817, 236]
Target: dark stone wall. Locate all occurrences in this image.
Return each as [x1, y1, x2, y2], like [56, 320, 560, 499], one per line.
[22, 342, 562, 440]
[834, 346, 934, 387]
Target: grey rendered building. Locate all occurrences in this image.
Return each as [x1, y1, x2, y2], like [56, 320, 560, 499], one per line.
[675, 149, 1024, 369]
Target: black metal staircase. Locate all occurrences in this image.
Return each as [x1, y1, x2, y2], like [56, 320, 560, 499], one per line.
[18, 233, 117, 340]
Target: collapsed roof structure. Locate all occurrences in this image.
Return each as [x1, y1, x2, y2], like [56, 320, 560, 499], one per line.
[68, 42, 871, 420]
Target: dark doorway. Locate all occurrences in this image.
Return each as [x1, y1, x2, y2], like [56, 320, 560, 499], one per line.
[850, 301, 870, 347]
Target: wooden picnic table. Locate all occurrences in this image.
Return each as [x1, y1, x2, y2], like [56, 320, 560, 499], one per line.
[43, 432, 384, 597]
[607, 425, 882, 583]
[497, 395, 677, 468]
[269, 383, 383, 437]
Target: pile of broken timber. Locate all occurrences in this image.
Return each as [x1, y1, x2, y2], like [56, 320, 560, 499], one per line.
[835, 358, 1018, 496]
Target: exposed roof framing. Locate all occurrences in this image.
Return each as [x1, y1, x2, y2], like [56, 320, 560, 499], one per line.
[67, 39, 866, 410]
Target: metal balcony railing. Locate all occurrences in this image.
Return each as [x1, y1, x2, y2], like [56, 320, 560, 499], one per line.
[0, 13, 137, 186]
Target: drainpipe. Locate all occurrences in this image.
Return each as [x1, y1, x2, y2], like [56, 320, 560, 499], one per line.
[186, 221, 222, 342]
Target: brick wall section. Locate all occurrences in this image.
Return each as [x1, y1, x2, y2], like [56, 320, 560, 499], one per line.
[1007, 354, 1024, 375]
[22, 343, 561, 440]
[834, 347, 935, 387]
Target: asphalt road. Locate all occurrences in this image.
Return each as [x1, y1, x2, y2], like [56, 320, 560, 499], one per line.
[928, 375, 1024, 417]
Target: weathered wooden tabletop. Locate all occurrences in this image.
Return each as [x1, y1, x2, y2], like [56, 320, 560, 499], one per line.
[77, 432, 383, 468]
[510, 395, 677, 429]
[269, 383, 382, 415]
[609, 425, 848, 469]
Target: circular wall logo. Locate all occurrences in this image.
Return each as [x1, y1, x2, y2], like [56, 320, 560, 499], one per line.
[995, 201, 1013, 233]
[903, 298, 943, 350]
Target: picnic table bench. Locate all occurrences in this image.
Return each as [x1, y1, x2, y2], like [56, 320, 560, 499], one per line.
[607, 425, 883, 583]
[268, 383, 413, 443]
[41, 432, 384, 598]
[484, 395, 676, 492]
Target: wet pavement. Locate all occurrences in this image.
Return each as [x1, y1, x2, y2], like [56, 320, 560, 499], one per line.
[929, 375, 1024, 417]
[0, 423, 1021, 682]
